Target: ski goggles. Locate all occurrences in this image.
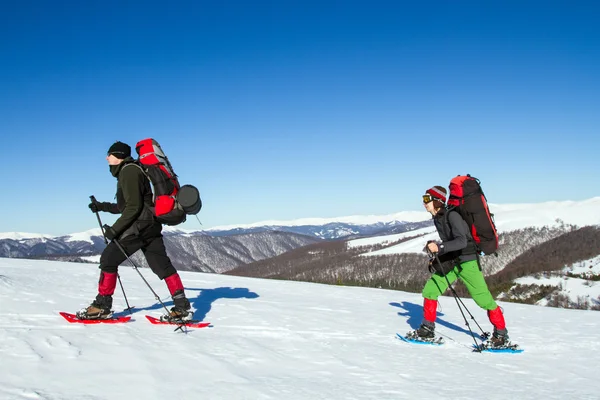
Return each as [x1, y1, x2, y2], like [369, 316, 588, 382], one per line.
[422, 194, 434, 204]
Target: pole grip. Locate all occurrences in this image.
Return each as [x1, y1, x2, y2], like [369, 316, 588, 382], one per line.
[90, 195, 108, 244]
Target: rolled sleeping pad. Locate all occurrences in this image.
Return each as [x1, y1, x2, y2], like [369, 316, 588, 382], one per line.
[178, 184, 201, 214]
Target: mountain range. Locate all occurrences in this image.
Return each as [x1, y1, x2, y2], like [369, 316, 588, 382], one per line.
[0, 216, 431, 273]
[226, 197, 600, 311]
[3, 198, 600, 309]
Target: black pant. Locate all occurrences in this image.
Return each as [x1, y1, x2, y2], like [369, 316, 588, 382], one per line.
[99, 232, 177, 280]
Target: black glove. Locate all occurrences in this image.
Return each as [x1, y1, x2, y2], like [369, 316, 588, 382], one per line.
[89, 201, 99, 213]
[90, 201, 114, 213]
[428, 255, 457, 276]
[89, 201, 107, 213]
[102, 224, 118, 241]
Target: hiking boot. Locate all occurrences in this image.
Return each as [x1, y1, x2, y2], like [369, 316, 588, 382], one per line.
[407, 321, 435, 340]
[162, 290, 192, 322]
[76, 295, 113, 319]
[489, 328, 509, 348]
[415, 322, 436, 339]
[167, 306, 193, 321]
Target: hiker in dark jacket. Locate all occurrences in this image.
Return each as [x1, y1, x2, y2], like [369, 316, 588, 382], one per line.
[78, 141, 192, 321]
[406, 185, 510, 347]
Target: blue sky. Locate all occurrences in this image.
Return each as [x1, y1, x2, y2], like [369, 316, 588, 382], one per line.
[1, 1, 599, 235]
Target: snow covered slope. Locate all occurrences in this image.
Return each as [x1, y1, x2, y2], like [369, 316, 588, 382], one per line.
[1, 258, 599, 399]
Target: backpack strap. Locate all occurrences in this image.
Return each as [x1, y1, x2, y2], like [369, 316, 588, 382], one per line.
[121, 160, 145, 174]
[120, 161, 156, 215]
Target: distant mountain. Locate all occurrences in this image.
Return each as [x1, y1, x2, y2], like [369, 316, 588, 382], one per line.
[162, 231, 318, 273]
[206, 210, 430, 232]
[227, 198, 600, 311]
[0, 234, 106, 258]
[5, 198, 600, 286]
[204, 220, 433, 240]
[0, 230, 318, 274]
[0, 209, 432, 245]
[0, 213, 434, 272]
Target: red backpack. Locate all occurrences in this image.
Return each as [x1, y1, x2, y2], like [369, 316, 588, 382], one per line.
[135, 138, 201, 226]
[447, 175, 498, 255]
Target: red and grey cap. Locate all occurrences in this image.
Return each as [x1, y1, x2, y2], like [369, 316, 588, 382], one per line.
[426, 186, 447, 203]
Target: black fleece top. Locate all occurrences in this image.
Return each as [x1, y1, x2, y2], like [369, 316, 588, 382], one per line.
[433, 207, 478, 263]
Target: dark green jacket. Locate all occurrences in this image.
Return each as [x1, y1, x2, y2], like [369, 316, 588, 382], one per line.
[107, 157, 157, 238]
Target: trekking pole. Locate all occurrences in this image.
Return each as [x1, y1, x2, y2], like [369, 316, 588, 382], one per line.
[440, 260, 489, 337]
[108, 236, 189, 333]
[90, 196, 134, 314]
[90, 197, 187, 332]
[90, 198, 188, 332]
[429, 249, 489, 338]
[433, 252, 486, 352]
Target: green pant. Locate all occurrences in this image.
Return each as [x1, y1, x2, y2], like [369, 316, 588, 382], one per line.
[422, 259, 498, 311]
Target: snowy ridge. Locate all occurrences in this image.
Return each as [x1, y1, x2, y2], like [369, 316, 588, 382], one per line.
[489, 197, 600, 232]
[62, 228, 104, 244]
[204, 210, 430, 231]
[0, 232, 54, 240]
[1, 257, 599, 399]
[0, 229, 105, 244]
[3, 197, 598, 242]
[351, 197, 600, 257]
[204, 197, 600, 233]
[348, 226, 435, 249]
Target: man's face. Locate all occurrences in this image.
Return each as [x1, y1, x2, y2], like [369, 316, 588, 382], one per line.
[106, 154, 123, 165]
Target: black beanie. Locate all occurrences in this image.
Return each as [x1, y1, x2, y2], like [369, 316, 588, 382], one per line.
[107, 141, 131, 159]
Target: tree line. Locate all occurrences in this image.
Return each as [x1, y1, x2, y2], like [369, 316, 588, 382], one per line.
[226, 225, 600, 311]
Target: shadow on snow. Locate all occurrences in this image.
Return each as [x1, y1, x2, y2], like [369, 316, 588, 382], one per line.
[390, 301, 473, 337]
[132, 286, 259, 322]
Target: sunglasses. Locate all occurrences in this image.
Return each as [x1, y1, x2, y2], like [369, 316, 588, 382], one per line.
[422, 194, 434, 204]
